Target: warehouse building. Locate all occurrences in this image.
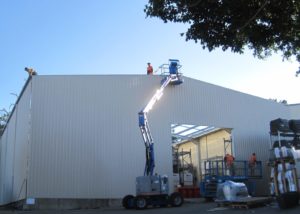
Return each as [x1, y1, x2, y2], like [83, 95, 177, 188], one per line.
[289, 103, 300, 118]
[0, 74, 295, 208]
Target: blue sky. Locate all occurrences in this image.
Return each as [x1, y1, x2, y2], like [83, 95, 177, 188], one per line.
[1, 0, 299, 112]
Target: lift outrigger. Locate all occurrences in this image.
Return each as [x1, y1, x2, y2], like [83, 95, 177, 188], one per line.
[122, 59, 184, 209]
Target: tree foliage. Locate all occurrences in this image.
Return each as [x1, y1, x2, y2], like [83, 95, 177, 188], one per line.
[0, 109, 10, 135]
[269, 99, 288, 104]
[145, 0, 300, 74]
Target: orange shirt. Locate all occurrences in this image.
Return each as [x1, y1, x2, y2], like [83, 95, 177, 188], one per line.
[147, 65, 153, 75]
[225, 154, 234, 166]
[249, 155, 257, 165]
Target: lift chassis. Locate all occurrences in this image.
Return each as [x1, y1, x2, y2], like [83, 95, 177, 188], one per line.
[122, 60, 184, 209]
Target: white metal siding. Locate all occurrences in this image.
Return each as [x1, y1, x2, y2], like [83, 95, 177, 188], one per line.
[1, 109, 16, 204]
[27, 75, 288, 198]
[2, 74, 290, 203]
[154, 77, 288, 194]
[12, 82, 32, 202]
[289, 104, 300, 119]
[0, 126, 8, 203]
[155, 77, 288, 160]
[29, 75, 150, 198]
[0, 81, 32, 205]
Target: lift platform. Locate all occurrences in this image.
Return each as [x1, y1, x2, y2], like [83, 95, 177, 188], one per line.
[122, 59, 184, 209]
[200, 160, 263, 201]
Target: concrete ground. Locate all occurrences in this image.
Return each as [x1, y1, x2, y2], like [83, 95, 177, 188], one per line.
[0, 198, 299, 214]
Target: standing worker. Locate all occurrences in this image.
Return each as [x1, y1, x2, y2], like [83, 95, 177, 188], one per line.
[249, 153, 257, 176]
[147, 62, 153, 75]
[25, 67, 37, 76]
[224, 153, 235, 176]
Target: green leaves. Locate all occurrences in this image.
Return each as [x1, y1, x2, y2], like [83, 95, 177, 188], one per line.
[145, 0, 300, 75]
[0, 109, 10, 135]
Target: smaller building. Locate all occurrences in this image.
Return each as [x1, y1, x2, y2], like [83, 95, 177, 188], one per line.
[172, 126, 232, 186]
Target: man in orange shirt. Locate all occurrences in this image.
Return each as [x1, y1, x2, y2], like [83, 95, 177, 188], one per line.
[249, 153, 257, 176]
[25, 67, 37, 76]
[147, 62, 153, 75]
[224, 153, 235, 176]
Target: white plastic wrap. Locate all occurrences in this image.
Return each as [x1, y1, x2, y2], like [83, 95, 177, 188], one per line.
[277, 172, 284, 194]
[274, 148, 281, 158]
[278, 163, 294, 172]
[286, 147, 294, 158]
[286, 163, 295, 170]
[285, 170, 297, 192]
[274, 146, 294, 159]
[292, 148, 300, 160]
[270, 167, 274, 178]
[281, 146, 288, 157]
[270, 182, 275, 195]
[216, 180, 249, 201]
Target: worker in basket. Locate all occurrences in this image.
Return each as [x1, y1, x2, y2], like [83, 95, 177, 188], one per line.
[249, 153, 257, 176]
[224, 153, 235, 176]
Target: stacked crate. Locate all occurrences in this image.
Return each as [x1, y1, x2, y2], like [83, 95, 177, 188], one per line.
[269, 118, 300, 209]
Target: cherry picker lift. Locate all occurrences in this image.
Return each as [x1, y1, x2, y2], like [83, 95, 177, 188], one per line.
[122, 59, 184, 209]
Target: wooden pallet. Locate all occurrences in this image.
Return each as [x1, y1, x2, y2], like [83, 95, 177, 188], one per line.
[216, 197, 273, 209]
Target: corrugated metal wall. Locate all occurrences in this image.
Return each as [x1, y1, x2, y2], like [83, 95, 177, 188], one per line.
[1, 75, 290, 204]
[0, 81, 32, 205]
[27, 75, 288, 199]
[29, 75, 148, 199]
[0, 115, 13, 204]
[289, 104, 300, 119]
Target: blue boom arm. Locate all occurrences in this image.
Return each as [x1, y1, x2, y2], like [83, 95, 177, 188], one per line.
[139, 59, 183, 176]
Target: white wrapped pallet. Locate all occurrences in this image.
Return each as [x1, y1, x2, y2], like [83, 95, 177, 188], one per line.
[277, 163, 293, 172]
[281, 146, 288, 157]
[270, 167, 274, 178]
[295, 158, 300, 178]
[270, 182, 275, 195]
[274, 148, 281, 158]
[285, 170, 297, 192]
[269, 118, 300, 209]
[292, 148, 300, 160]
[217, 181, 249, 201]
[277, 172, 284, 194]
